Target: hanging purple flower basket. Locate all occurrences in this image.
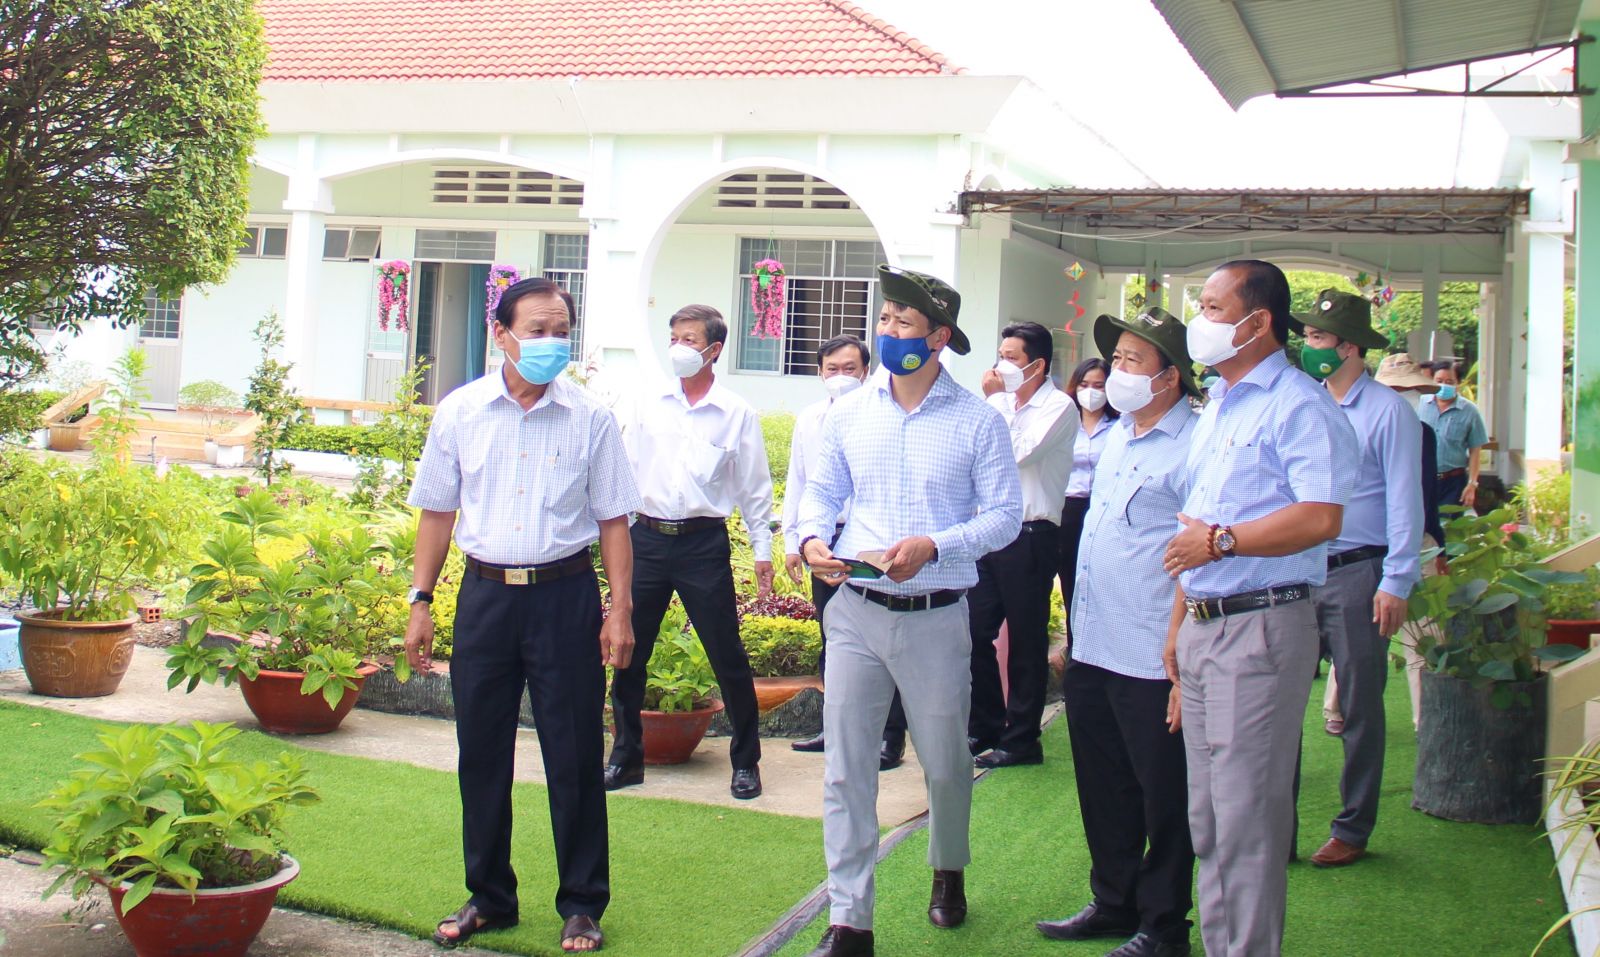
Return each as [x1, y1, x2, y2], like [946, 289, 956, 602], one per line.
[749, 258, 786, 339]
[377, 260, 411, 331]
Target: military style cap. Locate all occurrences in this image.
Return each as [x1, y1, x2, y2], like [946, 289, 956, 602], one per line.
[1093, 307, 1202, 398]
[1374, 352, 1440, 393]
[1290, 288, 1389, 351]
[876, 265, 969, 355]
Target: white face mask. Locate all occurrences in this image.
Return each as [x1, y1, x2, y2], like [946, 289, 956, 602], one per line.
[1105, 367, 1171, 414]
[668, 342, 711, 378]
[995, 359, 1039, 393]
[824, 373, 864, 400]
[1186, 309, 1261, 367]
[1076, 387, 1107, 413]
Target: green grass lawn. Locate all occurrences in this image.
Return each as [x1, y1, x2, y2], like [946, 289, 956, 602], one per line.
[0, 700, 822, 957]
[775, 673, 1570, 957]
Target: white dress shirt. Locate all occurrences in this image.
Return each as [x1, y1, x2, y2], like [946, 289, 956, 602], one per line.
[408, 372, 641, 565]
[782, 395, 850, 554]
[986, 379, 1080, 526]
[1065, 412, 1115, 498]
[619, 377, 775, 557]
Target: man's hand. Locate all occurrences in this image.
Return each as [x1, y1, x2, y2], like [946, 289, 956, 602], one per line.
[1373, 589, 1407, 639]
[600, 609, 635, 669]
[882, 536, 938, 583]
[1162, 630, 1182, 733]
[1461, 482, 1477, 510]
[979, 368, 1005, 397]
[803, 537, 850, 586]
[1434, 553, 1449, 576]
[784, 553, 806, 586]
[1163, 513, 1216, 577]
[1166, 684, 1182, 733]
[755, 560, 775, 599]
[403, 603, 435, 674]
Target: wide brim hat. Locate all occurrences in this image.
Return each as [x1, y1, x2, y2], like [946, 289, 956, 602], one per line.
[1290, 288, 1389, 351]
[1375, 352, 1441, 393]
[877, 265, 969, 355]
[1093, 307, 1202, 399]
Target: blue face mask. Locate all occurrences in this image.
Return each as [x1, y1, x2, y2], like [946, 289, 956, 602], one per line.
[510, 335, 570, 385]
[1436, 384, 1457, 401]
[877, 333, 933, 376]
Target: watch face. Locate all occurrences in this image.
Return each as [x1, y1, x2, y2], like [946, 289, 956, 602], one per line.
[1217, 531, 1236, 553]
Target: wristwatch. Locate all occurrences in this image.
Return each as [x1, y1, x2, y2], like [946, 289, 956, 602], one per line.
[1214, 527, 1237, 558]
[406, 587, 434, 605]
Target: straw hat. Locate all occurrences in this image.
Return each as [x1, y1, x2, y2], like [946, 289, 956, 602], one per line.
[1374, 353, 1440, 393]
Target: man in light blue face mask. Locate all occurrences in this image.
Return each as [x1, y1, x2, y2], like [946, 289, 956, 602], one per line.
[1416, 360, 1487, 514]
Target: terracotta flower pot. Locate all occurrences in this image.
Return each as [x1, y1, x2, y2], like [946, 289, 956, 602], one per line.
[237, 664, 379, 734]
[47, 422, 83, 452]
[752, 675, 822, 713]
[105, 855, 299, 957]
[1547, 619, 1600, 650]
[638, 698, 725, 765]
[16, 609, 138, 698]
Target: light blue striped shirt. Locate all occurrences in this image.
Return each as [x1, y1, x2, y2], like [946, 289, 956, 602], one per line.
[1329, 373, 1424, 598]
[409, 373, 641, 565]
[796, 366, 1023, 595]
[1179, 350, 1358, 599]
[1071, 400, 1198, 680]
[1417, 395, 1488, 471]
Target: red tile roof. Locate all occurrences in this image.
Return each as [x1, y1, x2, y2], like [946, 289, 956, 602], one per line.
[259, 0, 958, 82]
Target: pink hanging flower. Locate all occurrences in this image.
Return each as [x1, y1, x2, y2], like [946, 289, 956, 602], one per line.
[749, 258, 786, 340]
[377, 260, 411, 331]
[485, 264, 522, 326]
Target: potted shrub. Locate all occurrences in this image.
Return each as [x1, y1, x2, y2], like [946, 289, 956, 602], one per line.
[1545, 566, 1600, 650]
[38, 720, 317, 957]
[163, 490, 408, 734]
[740, 610, 822, 712]
[1405, 507, 1589, 824]
[632, 604, 723, 765]
[0, 456, 176, 697]
[177, 380, 244, 466]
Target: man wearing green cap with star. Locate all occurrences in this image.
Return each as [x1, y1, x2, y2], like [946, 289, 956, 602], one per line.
[1290, 289, 1423, 869]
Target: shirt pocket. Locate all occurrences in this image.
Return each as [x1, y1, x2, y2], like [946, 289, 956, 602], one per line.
[1220, 440, 1265, 486]
[682, 431, 731, 486]
[542, 454, 589, 512]
[1108, 474, 1148, 525]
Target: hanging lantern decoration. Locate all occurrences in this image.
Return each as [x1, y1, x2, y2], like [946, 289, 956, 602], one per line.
[1380, 285, 1395, 304]
[1064, 261, 1085, 281]
[485, 264, 522, 326]
[749, 258, 786, 339]
[1129, 292, 1147, 310]
[377, 260, 411, 331]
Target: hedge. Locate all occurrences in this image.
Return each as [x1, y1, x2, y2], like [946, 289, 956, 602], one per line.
[280, 423, 390, 457]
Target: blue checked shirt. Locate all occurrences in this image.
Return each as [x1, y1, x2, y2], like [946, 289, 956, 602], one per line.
[1180, 350, 1358, 599]
[408, 372, 641, 565]
[1071, 400, 1198, 680]
[1329, 373, 1424, 598]
[1417, 394, 1488, 472]
[796, 366, 1022, 595]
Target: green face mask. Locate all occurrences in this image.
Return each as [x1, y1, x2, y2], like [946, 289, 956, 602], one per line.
[1300, 345, 1345, 380]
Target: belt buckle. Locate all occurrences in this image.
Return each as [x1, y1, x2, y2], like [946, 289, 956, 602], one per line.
[658, 520, 682, 536]
[505, 567, 530, 585]
[1185, 598, 1208, 622]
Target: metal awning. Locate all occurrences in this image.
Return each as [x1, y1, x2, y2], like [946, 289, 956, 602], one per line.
[960, 188, 1531, 235]
[1151, 0, 1584, 109]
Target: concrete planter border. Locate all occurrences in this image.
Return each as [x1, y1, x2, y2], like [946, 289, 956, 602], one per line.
[1546, 785, 1600, 956]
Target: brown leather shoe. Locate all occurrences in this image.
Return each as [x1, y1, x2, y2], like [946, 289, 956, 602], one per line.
[1310, 836, 1366, 867]
[805, 924, 874, 956]
[928, 869, 966, 928]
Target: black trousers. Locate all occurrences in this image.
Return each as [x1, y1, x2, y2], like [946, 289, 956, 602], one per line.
[813, 572, 908, 742]
[1057, 496, 1092, 642]
[968, 521, 1058, 751]
[609, 523, 761, 770]
[451, 563, 608, 920]
[1063, 659, 1194, 938]
[1437, 471, 1469, 522]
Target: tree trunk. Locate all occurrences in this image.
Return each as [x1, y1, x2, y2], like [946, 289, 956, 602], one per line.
[1413, 670, 1545, 824]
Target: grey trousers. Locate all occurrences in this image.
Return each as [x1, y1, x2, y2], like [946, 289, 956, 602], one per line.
[1311, 556, 1387, 847]
[1179, 599, 1318, 957]
[821, 586, 974, 930]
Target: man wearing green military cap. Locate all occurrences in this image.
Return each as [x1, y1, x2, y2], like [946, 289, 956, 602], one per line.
[1038, 306, 1199, 956]
[1289, 289, 1423, 870]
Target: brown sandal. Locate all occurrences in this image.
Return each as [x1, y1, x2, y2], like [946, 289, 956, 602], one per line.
[432, 902, 518, 949]
[560, 914, 604, 952]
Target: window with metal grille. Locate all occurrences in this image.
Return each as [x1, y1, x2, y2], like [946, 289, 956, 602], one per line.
[323, 227, 382, 261]
[238, 225, 288, 258]
[140, 294, 182, 340]
[414, 229, 497, 261]
[715, 172, 859, 211]
[734, 238, 884, 375]
[431, 166, 585, 206]
[542, 232, 589, 361]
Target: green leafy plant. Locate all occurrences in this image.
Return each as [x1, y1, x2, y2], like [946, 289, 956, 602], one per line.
[164, 489, 410, 708]
[350, 358, 431, 509]
[280, 423, 391, 457]
[36, 721, 317, 914]
[1535, 737, 1600, 953]
[244, 312, 305, 487]
[642, 603, 719, 713]
[1513, 468, 1579, 543]
[92, 347, 151, 461]
[742, 615, 820, 677]
[1545, 566, 1600, 621]
[177, 380, 243, 438]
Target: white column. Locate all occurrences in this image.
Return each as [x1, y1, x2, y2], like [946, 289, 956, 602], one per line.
[1420, 246, 1442, 358]
[281, 170, 331, 392]
[1476, 281, 1506, 478]
[1506, 226, 1531, 477]
[1524, 140, 1571, 473]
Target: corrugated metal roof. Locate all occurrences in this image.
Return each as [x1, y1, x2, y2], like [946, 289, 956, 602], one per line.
[960, 188, 1530, 235]
[1151, 0, 1583, 109]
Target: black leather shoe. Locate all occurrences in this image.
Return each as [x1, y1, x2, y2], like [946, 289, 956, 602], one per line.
[1036, 902, 1138, 941]
[603, 764, 643, 791]
[879, 736, 905, 771]
[792, 733, 826, 752]
[805, 924, 874, 957]
[968, 736, 996, 756]
[1105, 931, 1192, 957]
[975, 746, 1043, 768]
[731, 767, 762, 800]
[928, 869, 966, 928]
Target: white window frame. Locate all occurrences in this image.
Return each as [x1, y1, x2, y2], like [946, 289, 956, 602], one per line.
[239, 224, 288, 259]
[733, 238, 883, 377]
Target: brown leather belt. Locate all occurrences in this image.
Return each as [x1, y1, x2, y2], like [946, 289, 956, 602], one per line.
[465, 552, 591, 586]
[847, 584, 965, 613]
[1438, 468, 1466, 480]
[637, 515, 726, 536]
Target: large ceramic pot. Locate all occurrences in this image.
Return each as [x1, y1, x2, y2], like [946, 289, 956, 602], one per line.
[105, 855, 299, 957]
[752, 675, 822, 713]
[16, 610, 137, 697]
[237, 664, 379, 734]
[639, 698, 725, 765]
[1547, 619, 1600, 651]
[1413, 670, 1545, 825]
[47, 421, 84, 452]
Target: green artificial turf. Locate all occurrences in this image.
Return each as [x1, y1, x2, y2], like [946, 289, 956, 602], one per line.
[774, 673, 1571, 957]
[0, 700, 822, 957]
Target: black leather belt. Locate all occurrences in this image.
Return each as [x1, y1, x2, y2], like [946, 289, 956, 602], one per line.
[848, 584, 964, 613]
[1185, 584, 1310, 622]
[466, 552, 591, 586]
[637, 515, 726, 536]
[1329, 544, 1387, 570]
[1022, 519, 1058, 532]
